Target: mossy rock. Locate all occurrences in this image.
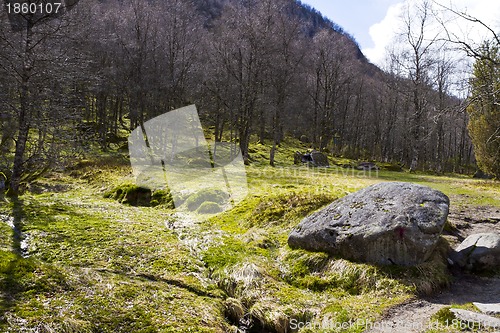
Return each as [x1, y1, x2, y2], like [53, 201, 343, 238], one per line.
[151, 189, 174, 208]
[185, 189, 229, 211]
[104, 184, 151, 206]
[197, 201, 223, 214]
[105, 184, 174, 208]
[431, 307, 456, 324]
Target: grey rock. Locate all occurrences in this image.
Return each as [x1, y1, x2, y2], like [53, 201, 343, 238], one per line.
[473, 169, 494, 179]
[450, 309, 500, 329]
[452, 233, 500, 271]
[473, 303, 500, 315]
[357, 162, 379, 171]
[294, 151, 329, 167]
[288, 182, 449, 266]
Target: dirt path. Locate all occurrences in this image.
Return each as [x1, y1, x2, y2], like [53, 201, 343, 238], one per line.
[365, 275, 500, 333]
[447, 205, 500, 245]
[365, 205, 500, 333]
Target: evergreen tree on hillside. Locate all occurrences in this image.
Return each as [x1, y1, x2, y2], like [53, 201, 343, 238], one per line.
[468, 43, 500, 178]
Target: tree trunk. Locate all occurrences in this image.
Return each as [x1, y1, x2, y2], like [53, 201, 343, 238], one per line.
[270, 141, 276, 167]
[9, 22, 34, 196]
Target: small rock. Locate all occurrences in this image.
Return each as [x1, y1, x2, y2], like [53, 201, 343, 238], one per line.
[450, 309, 500, 329]
[294, 151, 329, 167]
[357, 162, 379, 171]
[451, 233, 500, 271]
[473, 303, 500, 315]
[473, 169, 494, 179]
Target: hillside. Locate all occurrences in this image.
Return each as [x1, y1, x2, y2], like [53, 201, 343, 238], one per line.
[0, 0, 477, 197]
[195, 0, 366, 53]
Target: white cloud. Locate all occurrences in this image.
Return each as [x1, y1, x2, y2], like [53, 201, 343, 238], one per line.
[363, 0, 500, 68]
[363, 2, 405, 67]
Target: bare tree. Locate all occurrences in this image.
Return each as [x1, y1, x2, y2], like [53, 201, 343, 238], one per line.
[391, 0, 440, 170]
[0, 1, 87, 195]
[433, 1, 500, 65]
[266, 0, 306, 166]
[207, 1, 272, 162]
[307, 29, 354, 152]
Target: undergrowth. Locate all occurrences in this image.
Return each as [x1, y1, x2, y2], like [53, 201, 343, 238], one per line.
[0, 138, 498, 332]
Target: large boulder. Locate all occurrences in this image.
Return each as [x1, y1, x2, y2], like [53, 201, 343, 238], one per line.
[451, 233, 500, 271]
[288, 182, 449, 266]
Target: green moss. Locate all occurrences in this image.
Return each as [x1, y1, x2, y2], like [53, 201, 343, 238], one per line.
[427, 301, 484, 332]
[202, 237, 250, 270]
[250, 191, 335, 227]
[243, 229, 280, 250]
[104, 184, 174, 208]
[378, 162, 404, 172]
[209, 191, 336, 237]
[294, 275, 331, 291]
[197, 201, 223, 214]
[1, 138, 499, 333]
[150, 189, 174, 208]
[432, 307, 454, 322]
[0, 191, 226, 332]
[104, 183, 152, 206]
[321, 302, 352, 325]
[185, 189, 229, 211]
[282, 249, 329, 279]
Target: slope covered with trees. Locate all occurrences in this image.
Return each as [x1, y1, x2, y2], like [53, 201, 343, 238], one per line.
[0, 0, 490, 194]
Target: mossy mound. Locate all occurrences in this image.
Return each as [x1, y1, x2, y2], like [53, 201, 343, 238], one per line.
[197, 201, 223, 214]
[249, 191, 335, 227]
[104, 184, 174, 208]
[185, 189, 229, 211]
[150, 189, 174, 208]
[378, 162, 404, 172]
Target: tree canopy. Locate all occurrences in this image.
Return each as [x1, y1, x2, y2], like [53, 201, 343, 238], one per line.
[468, 43, 500, 177]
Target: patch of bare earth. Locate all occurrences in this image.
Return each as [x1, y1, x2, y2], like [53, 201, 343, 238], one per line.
[365, 205, 500, 333]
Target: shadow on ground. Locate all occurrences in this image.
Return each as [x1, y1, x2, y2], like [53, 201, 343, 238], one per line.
[0, 198, 26, 324]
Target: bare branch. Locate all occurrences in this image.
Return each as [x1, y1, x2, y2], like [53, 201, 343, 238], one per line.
[432, 0, 500, 65]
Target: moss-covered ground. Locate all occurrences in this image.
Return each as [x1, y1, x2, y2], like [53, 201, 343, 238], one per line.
[0, 139, 499, 332]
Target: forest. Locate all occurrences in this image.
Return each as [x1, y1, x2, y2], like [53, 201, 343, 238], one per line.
[1, 0, 498, 197]
[0, 1, 499, 332]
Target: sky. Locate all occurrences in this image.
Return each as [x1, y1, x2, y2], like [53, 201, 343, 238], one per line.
[300, 0, 500, 67]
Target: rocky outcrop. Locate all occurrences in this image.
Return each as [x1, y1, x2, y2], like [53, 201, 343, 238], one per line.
[288, 182, 450, 266]
[451, 233, 500, 271]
